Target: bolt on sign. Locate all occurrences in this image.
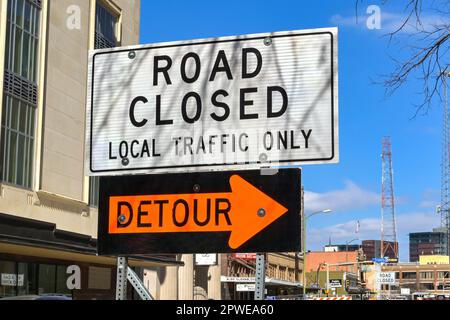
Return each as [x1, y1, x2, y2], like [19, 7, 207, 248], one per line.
[86, 28, 338, 176]
[97, 169, 301, 255]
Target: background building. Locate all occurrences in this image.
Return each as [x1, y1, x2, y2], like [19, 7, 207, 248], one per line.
[304, 251, 367, 296]
[324, 244, 361, 252]
[220, 253, 300, 300]
[409, 229, 449, 262]
[362, 240, 398, 260]
[364, 258, 450, 294]
[0, 0, 222, 300]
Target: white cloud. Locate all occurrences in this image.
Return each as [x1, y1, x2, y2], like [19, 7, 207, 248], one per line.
[307, 211, 441, 261]
[419, 188, 440, 209]
[330, 11, 445, 34]
[304, 180, 379, 214]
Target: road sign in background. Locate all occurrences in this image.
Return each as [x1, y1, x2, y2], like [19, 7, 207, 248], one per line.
[98, 169, 301, 255]
[237, 284, 256, 292]
[329, 279, 342, 288]
[194, 254, 218, 266]
[377, 272, 396, 285]
[232, 253, 257, 260]
[401, 288, 411, 295]
[372, 257, 388, 264]
[86, 28, 338, 176]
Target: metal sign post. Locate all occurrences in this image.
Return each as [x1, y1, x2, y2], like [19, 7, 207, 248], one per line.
[116, 257, 128, 300]
[116, 256, 153, 300]
[254, 253, 266, 300]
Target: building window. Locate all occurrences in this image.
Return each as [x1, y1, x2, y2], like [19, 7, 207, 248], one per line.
[89, 176, 100, 207]
[17, 262, 37, 296]
[1, 0, 40, 189]
[418, 283, 434, 291]
[0, 260, 71, 298]
[38, 264, 56, 294]
[55, 265, 71, 295]
[89, 1, 120, 207]
[402, 272, 417, 280]
[95, 2, 119, 49]
[420, 272, 434, 280]
[0, 260, 17, 298]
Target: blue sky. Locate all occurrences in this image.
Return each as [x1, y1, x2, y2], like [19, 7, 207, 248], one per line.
[139, 0, 444, 261]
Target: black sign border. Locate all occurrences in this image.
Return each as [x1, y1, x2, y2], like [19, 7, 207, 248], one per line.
[97, 169, 301, 255]
[90, 31, 336, 173]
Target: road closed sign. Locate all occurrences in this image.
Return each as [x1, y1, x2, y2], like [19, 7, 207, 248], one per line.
[97, 169, 301, 255]
[377, 272, 396, 285]
[86, 28, 338, 176]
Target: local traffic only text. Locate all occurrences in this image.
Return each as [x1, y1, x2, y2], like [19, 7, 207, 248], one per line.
[106, 48, 313, 162]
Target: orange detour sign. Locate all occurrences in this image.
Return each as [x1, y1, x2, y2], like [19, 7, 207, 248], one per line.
[98, 169, 301, 255]
[108, 175, 288, 249]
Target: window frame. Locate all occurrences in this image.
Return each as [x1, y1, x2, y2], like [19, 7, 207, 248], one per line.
[88, 0, 122, 207]
[1, 0, 41, 189]
[94, 0, 121, 48]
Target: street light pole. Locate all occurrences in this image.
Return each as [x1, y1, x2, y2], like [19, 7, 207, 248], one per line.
[345, 238, 360, 271]
[326, 263, 329, 296]
[301, 208, 332, 297]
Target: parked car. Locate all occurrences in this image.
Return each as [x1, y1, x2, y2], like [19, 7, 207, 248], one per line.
[0, 294, 72, 300]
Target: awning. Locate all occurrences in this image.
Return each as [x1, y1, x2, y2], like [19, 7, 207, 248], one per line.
[0, 212, 182, 267]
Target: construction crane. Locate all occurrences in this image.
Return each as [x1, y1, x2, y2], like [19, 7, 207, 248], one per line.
[381, 137, 399, 259]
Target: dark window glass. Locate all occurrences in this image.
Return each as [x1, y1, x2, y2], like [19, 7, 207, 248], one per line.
[402, 272, 417, 280]
[24, 1, 31, 32]
[16, 0, 24, 28]
[17, 262, 37, 296]
[0, 260, 17, 298]
[89, 176, 99, 207]
[56, 265, 71, 295]
[38, 264, 56, 294]
[95, 2, 118, 49]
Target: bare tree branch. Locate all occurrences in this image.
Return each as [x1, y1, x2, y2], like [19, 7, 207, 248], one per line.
[356, 0, 450, 115]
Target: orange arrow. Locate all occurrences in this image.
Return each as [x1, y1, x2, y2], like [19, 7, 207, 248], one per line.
[108, 175, 288, 249]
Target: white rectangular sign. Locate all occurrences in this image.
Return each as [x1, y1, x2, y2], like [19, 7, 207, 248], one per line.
[329, 279, 342, 288]
[1, 274, 24, 286]
[86, 28, 338, 175]
[377, 272, 396, 285]
[221, 276, 255, 283]
[401, 288, 411, 295]
[195, 254, 217, 266]
[236, 284, 256, 292]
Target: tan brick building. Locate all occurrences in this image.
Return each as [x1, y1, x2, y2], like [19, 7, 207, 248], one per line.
[0, 0, 221, 300]
[221, 253, 301, 299]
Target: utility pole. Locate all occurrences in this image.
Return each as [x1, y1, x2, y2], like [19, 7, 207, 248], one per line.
[441, 70, 450, 256]
[301, 187, 306, 297]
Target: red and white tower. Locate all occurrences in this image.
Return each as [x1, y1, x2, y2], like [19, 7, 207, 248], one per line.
[381, 137, 399, 259]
